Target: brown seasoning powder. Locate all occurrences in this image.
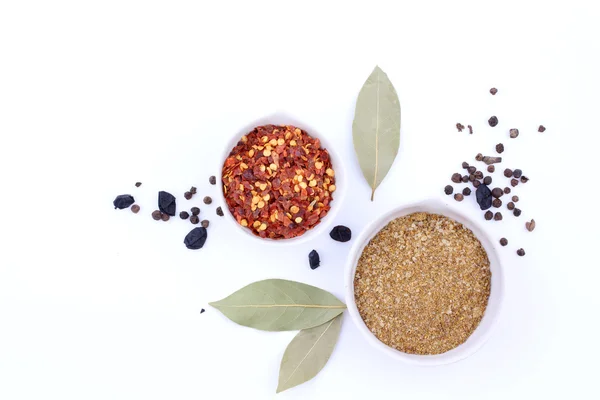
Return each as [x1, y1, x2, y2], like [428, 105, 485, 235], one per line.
[354, 212, 491, 355]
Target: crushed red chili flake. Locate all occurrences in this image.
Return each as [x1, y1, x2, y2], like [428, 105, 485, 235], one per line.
[222, 124, 336, 239]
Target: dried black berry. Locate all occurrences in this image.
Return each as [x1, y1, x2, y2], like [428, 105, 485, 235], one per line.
[179, 211, 190, 220]
[509, 128, 519, 138]
[184, 192, 193, 200]
[184, 227, 207, 250]
[511, 178, 519, 187]
[517, 248, 526, 256]
[476, 184, 493, 210]
[160, 212, 170, 222]
[538, 125, 546, 132]
[190, 187, 197, 195]
[209, 176, 217, 185]
[452, 173, 462, 183]
[190, 215, 199, 224]
[484, 211, 493, 220]
[462, 187, 471, 196]
[200, 309, 205, 314]
[483, 176, 492, 185]
[135, 182, 142, 187]
[113, 194, 135, 209]
[191, 207, 200, 216]
[488, 116, 498, 127]
[492, 187, 503, 198]
[507, 202, 515, 211]
[462, 162, 469, 169]
[500, 238, 508, 246]
[473, 180, 481, 188]
[504, 168, 513, 178]
[493, 198, 502, 208]
[308, 250, 320, 270]
[504, 187, 511, 194]
[203, 196, 212, 205]
[330, 225, 351, 242]
[462, 175, 469, 183]
[494, 212, 503, 221]
[131, 204, 140, 213]
[468, 166, 477, 174]
[151, 210, 162, 220]
[444, 185, 454, 195]
[512, 195, 519, 202]
[487, 165, 495, 173]
[216, 206, 224, 216]
[495, 143, 504, 154]
[490, 88, 498, 95]
[454, 193, 464, 202]
[158, 191, 176, 216]
[520, 176, 529, 183]
[513, 169, 522, 178]
[513, 208, 522, 217]
[201, 219, 209, 228]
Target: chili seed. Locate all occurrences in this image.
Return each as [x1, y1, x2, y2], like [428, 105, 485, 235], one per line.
[179, 211, 190, 220]
[184, 191, 192, 200]
[488, 116, 498, 127]
[473, 180, 481, 188]
[490, 87, 498, 95]
[330, 225, 352, 242]
[517, 248, 526, 256]
[203, 196, 212, 205]
[512, 195, 519, 202]
[483, 176, 492, 185]
[135, 182, 142, 187]
[462, 187, 471, 196]
[487, 165, 495, 173]
[504, 187, 511, 194]
[190, 215, 200, 224]
[491, 187, 503, 198]
[468, 166, 477, 174]
[216, 206, 224, 216]
[513, 208, 522, 217]
[131, 204, 140, 214]
[476, 184, 493, 210]
[209, 176, 216, 185]
[493, 198, 502, 208]
[454, 193, 464, 202]
[160, 212, 170, 222]
[462, 162, 469, 169]
[500, 238, 508, 246]
[526, 219, 536, 232]
[495, 143, 504, 154]
[511, 179, 519, 187]
[451, 173, 462, 183]
[308, 250, 321, 270]
[475, 153, 483, 161]
[113, 194, 135, 209]
[504, 168, 513, 178]
[201, 219, 209, 228]
[507, 202, 515, 210]
[184, 227, 207, 250]
[521, 176, 529, 183]
[509, 128, 519, 138]
[444, 185, 454, 195]
[151, 210, 162, 221]
[538, 125, 546, 132]
[191, 207, 200, 216]
[462, 175, 469, 183]
[513, 169, 522, 178]
[484, 211, 493, 220]
[494, 212, 503, 221]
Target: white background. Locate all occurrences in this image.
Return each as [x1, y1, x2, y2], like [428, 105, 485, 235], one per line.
[1, 1, 599, 399]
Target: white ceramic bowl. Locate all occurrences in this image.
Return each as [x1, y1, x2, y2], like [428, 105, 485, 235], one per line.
[344, 199, 504, 366]
[217, 112, 346, 245]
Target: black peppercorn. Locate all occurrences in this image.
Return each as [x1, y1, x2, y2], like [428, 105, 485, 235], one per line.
[462, 162, 469, 169]
[308, 250, 320, 270]
[190, 187, 197, 195]
[468, 166, 476, 174]
[454, 193, 464, 202]
[179, 211, 190, 220]
[151, 210, 162, 221]
[476, 184, 493, 210]
[491, 187, 503, 198]
[160, 212, 170, 222]
[190, 215, 200, 224]
[184, 227, 207, 250]
[444, 185, 454, 195]
[500, 238, 508, 246]
[520, 176, 529, 183]
[504, 187, 511, 194]
[483, 176, 492, 185]
[488, 116, 498, 127]
[475, 171, 484, 180]
[201, 219, 209, 228]
[216, 206, 224, 216]
[504, 168, 513, 178]
[493, 198, 502, 208]
[473, 180, 481, 188]
[113, 194, 135, 209]
[490, 87, 498, 95]
[513, 169, 522, 179]
[462, 175, 469, 183]
[513, 208, 522, 217]
[484, 211, 493, 220]
[538, 125, 546, 132]
[330, 225, 352, 242]
[158, 191, 177, 216]
[203, 196, 212, 205]
[462, 187, 471, 196]
[469, 174, 476, 182]
[509, 128, 519, 138]
[494, 212, 503, 221]
[512, 195, 519, 202]
[517, 248, 526, 256]
[507, 202, 515, 211]
[495, 143, 504, 154]
[487, 165, 495, 173]
[475, 153, 483, 162]
[184, 191, 193, 200]
[209, 176, 216, 185]
[191, 207, 200, 216]
[451, 173, 462, 183]
[511, 178, 519, 187]
[135, 182, 142, 187]
[131, 204, 140, 214]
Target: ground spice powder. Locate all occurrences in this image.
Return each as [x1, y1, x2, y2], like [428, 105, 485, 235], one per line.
[354, 212, 491, 355]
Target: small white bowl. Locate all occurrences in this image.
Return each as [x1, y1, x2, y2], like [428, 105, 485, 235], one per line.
[344, 199, 504, 366]
[216, 112, 346, 245]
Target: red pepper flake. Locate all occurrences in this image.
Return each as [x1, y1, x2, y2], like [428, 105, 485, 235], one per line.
[222, 125, 336, 239]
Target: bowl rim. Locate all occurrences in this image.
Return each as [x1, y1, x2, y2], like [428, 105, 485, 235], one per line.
[216, 112, 346, 245]
[344, 198, 505, 366]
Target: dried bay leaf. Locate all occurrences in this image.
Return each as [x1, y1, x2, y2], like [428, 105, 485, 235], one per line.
[209, 279, 345, 331]
[352, 65, 401, 201]
[276, 313, 343, 393]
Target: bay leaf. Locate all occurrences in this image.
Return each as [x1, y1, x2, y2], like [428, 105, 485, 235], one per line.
[276, 313, 343, 393]
[209, 279, 345, 331]
[352, 65, 401, 201]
